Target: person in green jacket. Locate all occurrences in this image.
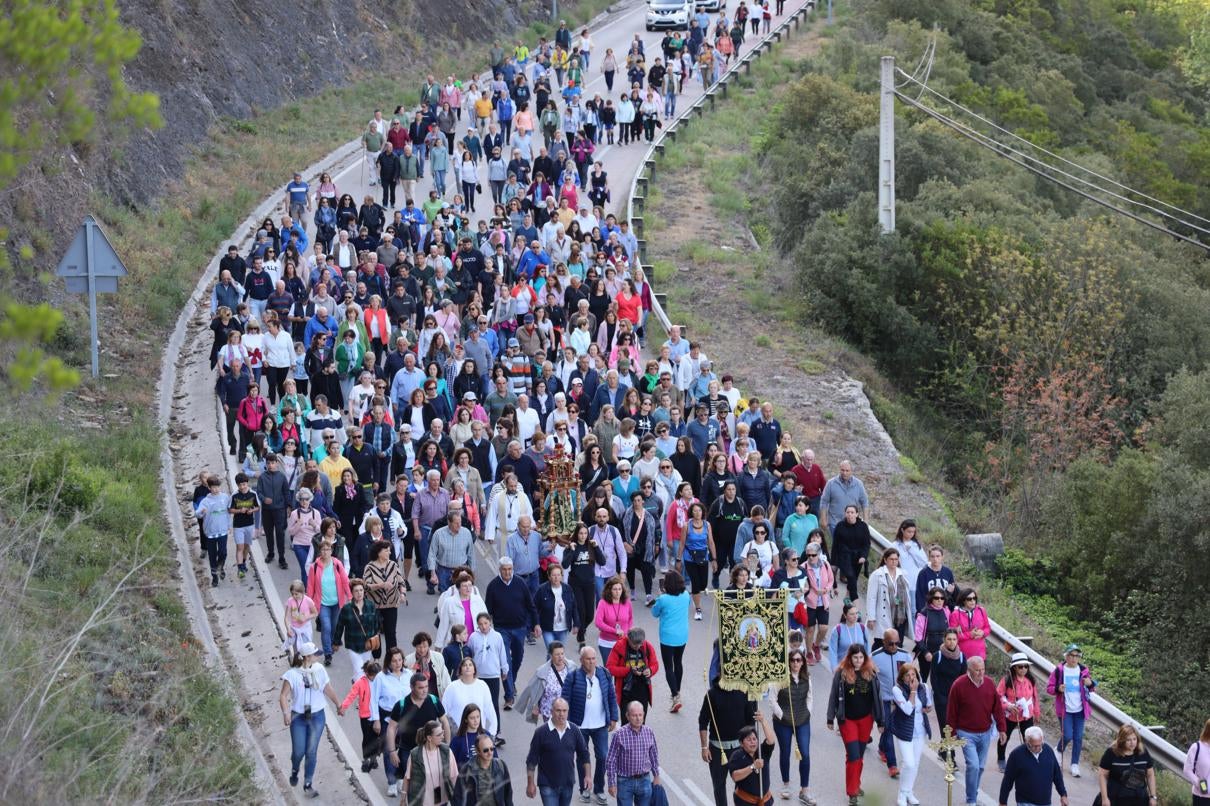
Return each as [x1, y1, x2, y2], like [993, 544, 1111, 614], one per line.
[404, 720, 459, 806]
[332, 579, 381, 682]
[335, 328, 366, 405]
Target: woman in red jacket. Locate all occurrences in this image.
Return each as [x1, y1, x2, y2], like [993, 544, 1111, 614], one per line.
[605, 626, 659, 719]
[236, 381, 270, 457]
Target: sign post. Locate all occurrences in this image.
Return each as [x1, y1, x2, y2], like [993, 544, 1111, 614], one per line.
[55, 216, 129, 378]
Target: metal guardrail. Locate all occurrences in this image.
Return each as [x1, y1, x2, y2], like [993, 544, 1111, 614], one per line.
[627, 1, 817, 335]
[865, 522, 1188, 773]
[625, 3, 1190, 777]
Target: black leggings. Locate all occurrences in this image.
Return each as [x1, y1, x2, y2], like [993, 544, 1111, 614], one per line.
[379, 606, 398, 651]
[835, 550, 863, 601]
[572, 579, 596, 643]
[660, 644, 685, 697]
[265, 365, 289, 402]
[627, 558, 654, 598]
[997, 718, 1033, 761]
[462, 181, 477, 212]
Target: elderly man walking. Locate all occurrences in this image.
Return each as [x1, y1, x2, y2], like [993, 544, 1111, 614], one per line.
[606, 701, 662, 806]
[946, 656, 1008, 806]
[999, 726, 1068, 806]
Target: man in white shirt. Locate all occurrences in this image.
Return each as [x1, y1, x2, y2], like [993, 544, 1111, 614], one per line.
[484, 472, 533, 544]
[514, 394, 541, 446]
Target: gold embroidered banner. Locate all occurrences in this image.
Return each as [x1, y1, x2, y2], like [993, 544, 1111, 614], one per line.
[714, 589, 789, 700]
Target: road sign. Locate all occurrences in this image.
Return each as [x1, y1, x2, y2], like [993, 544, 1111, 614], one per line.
[55, 216, 129, 378]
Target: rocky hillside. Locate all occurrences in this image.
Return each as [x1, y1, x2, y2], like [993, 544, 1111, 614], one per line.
[1, 0, 569, 270]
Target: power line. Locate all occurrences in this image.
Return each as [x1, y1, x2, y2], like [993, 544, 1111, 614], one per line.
[894, 68, 1210, 231]
[892, 89, 1210, 253]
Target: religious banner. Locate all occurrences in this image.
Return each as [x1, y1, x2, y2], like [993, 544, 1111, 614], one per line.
[715, 589, 790, 700]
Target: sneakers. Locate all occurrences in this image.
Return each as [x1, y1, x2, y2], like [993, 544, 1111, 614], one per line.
[289, 770, 298, 787]
[211, 573, 219, 587]
[645, 594, 656, 607]
[997, 759, 1006, 773]
[503, 699, 514, 711]
[303, 783, 318, 798]
[279, 559, 289, 570]
[594, 794, 608, 805]
[238, 564, 247, 579]
[671, 694, 682, 713]
[906, 794, 920, 805]
[219, 565, 226, 579]
[579, 790, 590, 802]
[323, 653, 332, 666]
[387, 783, 398, 797]
[799, 794, 817, 806]
[694, 608, 703, 621]
[265, 552, 275, 563]
[361, 758, 372, 772]
[1071, 763, 1081, 778]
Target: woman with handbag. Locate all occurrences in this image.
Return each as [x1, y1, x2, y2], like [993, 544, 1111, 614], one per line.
[1096, 724, 1156, 806]
[333, 578, 380, 683]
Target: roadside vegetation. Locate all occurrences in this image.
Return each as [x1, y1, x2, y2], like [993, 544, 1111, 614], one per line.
[754, 0, 1210, 745]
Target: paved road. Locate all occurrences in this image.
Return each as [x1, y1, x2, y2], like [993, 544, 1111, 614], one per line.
[193, 0, 1105, 803]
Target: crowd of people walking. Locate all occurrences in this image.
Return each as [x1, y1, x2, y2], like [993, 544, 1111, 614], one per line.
[196, 3, 1196, 805]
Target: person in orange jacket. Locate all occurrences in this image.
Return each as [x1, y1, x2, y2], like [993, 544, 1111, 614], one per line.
[340, 660, 382, 772]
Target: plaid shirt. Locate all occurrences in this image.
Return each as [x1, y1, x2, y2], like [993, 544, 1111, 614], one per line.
[604, 724, 659, 787]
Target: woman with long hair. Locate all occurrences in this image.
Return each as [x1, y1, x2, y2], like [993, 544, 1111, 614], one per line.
[825, 643, 884, 806]
[769, 648, 815, 804]
[889, 662, 931, 806]
[450, 703, 491, 767]
[683, 501, 714, 622]
[594, 575, 633, 672]
[996, 653, 1039, 771]
[866, 547, 910, 650]
[560, 524, 603, 647]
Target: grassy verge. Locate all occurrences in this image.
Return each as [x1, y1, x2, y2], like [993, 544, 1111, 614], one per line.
[6, 2, 616, 798]
[640, 1, 1172, 762]
[0, 419, 254, 802]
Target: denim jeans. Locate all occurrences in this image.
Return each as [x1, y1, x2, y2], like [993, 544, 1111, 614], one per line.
[435, 564, 455, 593]
[289, 708, 327, 785]
[433, 169, 447, 196]
[419, 524, 433, 576]
[539, 784, 574, 806]
[773, 720, 811, 787]
[293, 545, 310, 586]
[878, 710, 898, 768]
[1058, 711, 1086, 764]
[957, 723, 998, 806]
[543, 630, 569, 650]
[499, 626, 529, 700]
[616, 774, 653, 806]
[317, 603, 340, 655]
[583, 725, 609, 794]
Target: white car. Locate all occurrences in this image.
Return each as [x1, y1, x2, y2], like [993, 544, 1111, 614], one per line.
[647, 0, 693, 30]
[695, 0, 725, 12]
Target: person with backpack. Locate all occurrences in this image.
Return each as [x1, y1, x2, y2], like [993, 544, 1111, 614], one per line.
[827, 602, 871, 671]
[384, 671, 451, 798]
[1047, 643, 1096, 778]
[996, 653, 1040, 772]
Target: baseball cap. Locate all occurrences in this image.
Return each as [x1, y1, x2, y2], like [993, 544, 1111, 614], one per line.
[508, 337, 520, 348]
[462, 392, 478, 401]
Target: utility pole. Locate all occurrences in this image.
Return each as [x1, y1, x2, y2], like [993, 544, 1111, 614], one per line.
[827, 0, 833, 25]
[879, 56, 895, 234]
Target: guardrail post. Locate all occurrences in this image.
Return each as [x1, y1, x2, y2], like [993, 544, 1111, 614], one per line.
[637, 239, 648, 264]
[645, 159, 656, 180]
[632, 217, 644, 239]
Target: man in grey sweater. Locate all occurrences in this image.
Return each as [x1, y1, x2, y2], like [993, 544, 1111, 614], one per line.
[255, 454, 291, 569]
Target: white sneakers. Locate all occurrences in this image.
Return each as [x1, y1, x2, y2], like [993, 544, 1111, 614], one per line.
[694, 608, 703, 621]
[387, 783, 398, 796]
[1071, 763, 1081, 777]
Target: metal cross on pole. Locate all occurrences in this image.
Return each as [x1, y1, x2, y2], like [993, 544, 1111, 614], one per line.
[55, 215, 129, 378]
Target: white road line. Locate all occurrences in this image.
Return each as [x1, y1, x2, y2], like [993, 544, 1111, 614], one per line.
[682, 776, 715, 806]
[656, 767, 705, 805]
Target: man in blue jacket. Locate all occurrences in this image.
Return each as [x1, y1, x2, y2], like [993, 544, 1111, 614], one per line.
[999, 726, 1068, 806]
[562, 646, 619, 804]
[216, 357, 252, 455]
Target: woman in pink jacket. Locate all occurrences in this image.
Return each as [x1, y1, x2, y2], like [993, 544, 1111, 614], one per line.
[306, 540, 352, 665]
[594, 574, 634, 665]
[947, 587, 990, 659]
